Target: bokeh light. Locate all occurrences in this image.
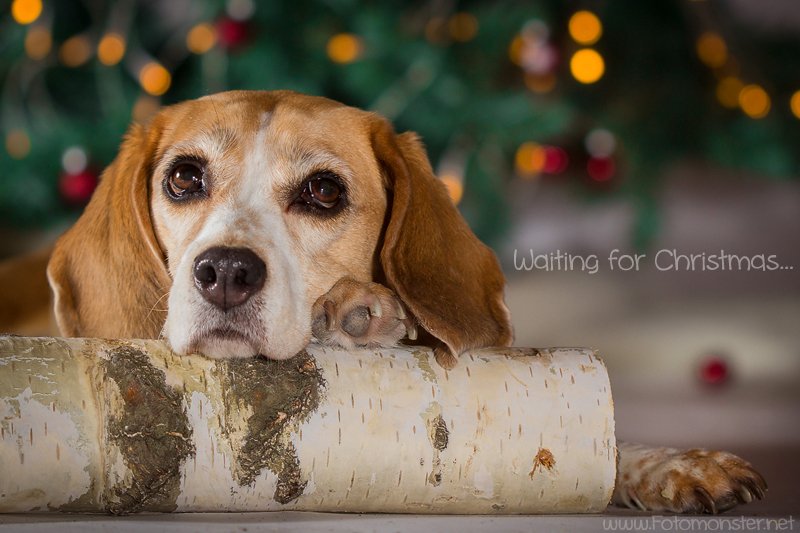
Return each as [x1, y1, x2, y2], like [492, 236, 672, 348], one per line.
[585, 129, 616, 158]
[5, 130, 31, 160]
[24, 26, 51, 60]
[187, 23, 217, 54]
[226, 0, 255, 21]
[738, 84, 770, 119]
[568, 11, 602, 45]
[448, 12, 478, 42]
[587, 157, 615, 182]
[439, 173, 464, 205]
[11, 0, 42, 25]
[543, 146, 568, 174]
[515, 142, 546, 177]
[508, 36, 523, 65]
[59, 35, 92, 67]
[696, 32, 728, 68]
[790, 90, 800, 119]
[139, 62, 172, 96]
[570, 49, 604, 84]
[97, 33, 126, 66]
[327, 33, 363, 64]
[61, 146, 88, 175]
[716, 76, 744, 109]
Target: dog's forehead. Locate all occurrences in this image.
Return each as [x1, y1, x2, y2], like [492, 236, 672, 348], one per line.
[158, 91, 371, 152]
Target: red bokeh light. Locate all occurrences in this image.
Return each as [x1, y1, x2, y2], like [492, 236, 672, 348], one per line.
[587, 156, 615, 181]
[542, 146, 568, 174]
[698, 355, 731, 386]
[59, 170, 98, 205]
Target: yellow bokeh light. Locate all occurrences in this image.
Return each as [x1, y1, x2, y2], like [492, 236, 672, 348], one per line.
[739, 84, 770, 118]
[508, 35, 523, 65]
[6, 129, 31, 159]
[139, 63, 172, 96]
[326, 33, 363, 64]
[448, 12, 478, 42]
[24, 26, 51, 60]
[790, 91, 800, 119]
[568, 11, 602, 45]
[97, 33, 126, 66]
[515, 142, 546, 177]
[59, 35, 92, 67]
[11, 0, 42, 25]
[524, 73, 556, 94]
[570, 48, 605, 84]
[696, 32, 727, 68]
[716, 76, 743, 108]
[187, 23, 217, 54]
[439, 174, 464, 205]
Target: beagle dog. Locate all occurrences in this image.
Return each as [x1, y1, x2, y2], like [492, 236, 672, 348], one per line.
[47, 90, 511, 370]
[43, 90, 765, 513]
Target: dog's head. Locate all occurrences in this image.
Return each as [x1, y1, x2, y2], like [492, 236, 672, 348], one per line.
[48, 90, 511, 360]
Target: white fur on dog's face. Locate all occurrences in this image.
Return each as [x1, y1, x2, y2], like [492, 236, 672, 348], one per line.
[149, 92, 387, 360]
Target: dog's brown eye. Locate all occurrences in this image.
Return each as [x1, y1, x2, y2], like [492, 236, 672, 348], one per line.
[166, 161, 205, 199]
[302, 175, 341, 209]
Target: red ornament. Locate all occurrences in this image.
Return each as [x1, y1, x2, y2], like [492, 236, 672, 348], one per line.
[216, 17, 250, 50]
[698, 355, 731, 386]
[59, 170, 98, 205]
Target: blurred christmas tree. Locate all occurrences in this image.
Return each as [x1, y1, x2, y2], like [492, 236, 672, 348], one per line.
[1, 0, 799, 248]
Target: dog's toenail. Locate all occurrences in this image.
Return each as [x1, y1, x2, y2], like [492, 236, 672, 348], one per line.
[407, 322, 417, 340]
[323, 300, 338, 331]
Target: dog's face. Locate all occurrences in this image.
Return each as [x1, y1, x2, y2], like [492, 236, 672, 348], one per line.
[47, 90, 512, 363]
[149, 92, 387, 360]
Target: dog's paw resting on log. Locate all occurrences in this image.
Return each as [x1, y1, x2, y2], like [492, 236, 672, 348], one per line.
[613, 443, 767, 513]
[31, 90, 765, 513]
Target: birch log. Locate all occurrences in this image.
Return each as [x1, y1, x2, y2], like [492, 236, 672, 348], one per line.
[0, 336, 616, 514]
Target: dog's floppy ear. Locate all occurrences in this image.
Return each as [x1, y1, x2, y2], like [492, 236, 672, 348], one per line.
[371, 117, 513, 368]
[47, 116, 171, 339]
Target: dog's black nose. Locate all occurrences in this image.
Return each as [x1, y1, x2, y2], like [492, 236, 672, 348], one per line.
[193, 247, 266, 310]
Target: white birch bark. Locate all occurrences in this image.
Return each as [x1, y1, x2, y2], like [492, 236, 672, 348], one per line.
[0, 336, 616, 514]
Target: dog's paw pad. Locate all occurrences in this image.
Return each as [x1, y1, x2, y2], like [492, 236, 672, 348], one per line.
[621, 448, 767, 513]
[340, 305, 371, 337]
[312, 278, 416, 349]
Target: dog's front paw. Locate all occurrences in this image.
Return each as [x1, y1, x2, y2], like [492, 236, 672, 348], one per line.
[615, 444, 767, 514]
[311, 278, 417, 350]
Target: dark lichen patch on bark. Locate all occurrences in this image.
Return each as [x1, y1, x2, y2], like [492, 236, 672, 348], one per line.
[103, 345, 194, 514]
[426, 413, 449, 486]
[430, 415, 449, 451]
[217, 350, 325, 504]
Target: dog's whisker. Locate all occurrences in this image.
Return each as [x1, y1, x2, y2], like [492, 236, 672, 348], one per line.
[143, 291, 171, 326]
